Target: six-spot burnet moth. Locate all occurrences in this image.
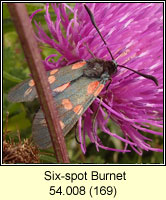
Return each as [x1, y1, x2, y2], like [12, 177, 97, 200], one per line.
[8, 4, 158, 149]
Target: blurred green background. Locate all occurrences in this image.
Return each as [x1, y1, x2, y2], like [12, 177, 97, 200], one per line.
[3, 3, 163, 164]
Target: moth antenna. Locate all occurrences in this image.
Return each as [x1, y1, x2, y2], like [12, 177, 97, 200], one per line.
[84, 42, 97, 59]
[84, 4, 114, 60]
[84, 4, 158, 86]
[118, 64, 158, 86]
[93, 97, 103, 134]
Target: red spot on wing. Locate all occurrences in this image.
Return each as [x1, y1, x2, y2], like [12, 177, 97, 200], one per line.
[73, 105, 83, 115]
[59, 121, 65, 129]
[72, 61, 86, 69]
[62, 99, 73, 110]
[50, 69, 58, 75]
[40, 119, 47, 127]
[48, 75, 56, 84]
[29, 79, 35, 87]
[87, 81, 100, 95]
[94, 84, 104, 96]
[24, 87, 32, 97]
[53, 82, 70, 92]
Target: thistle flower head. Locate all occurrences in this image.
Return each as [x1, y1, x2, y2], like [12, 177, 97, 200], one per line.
[32, 3, 163, 155]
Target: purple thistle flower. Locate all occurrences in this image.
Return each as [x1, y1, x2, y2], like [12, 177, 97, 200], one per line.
[31, 3, 163, 155]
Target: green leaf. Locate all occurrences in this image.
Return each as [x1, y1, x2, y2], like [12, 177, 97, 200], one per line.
[40, 154, 57, 163]
[26, 3, 45, 12]
[6, 112, 31, 131]
[3, 71, 22, 83]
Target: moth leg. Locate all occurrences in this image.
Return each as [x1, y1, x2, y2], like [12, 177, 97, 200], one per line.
[92, 97, 103, 135]
[105, 78, 112, 91]
[74, 122, 81, 144]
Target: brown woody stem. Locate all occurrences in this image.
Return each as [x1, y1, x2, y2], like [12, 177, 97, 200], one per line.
[7, 3, 70, 163]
